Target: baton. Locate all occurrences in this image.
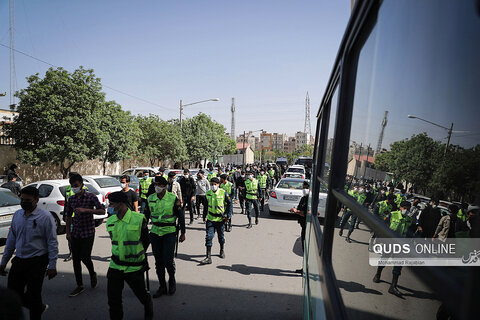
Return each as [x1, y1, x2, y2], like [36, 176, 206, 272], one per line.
[145, 261, 150, 293]
[175, 222, 180, 257]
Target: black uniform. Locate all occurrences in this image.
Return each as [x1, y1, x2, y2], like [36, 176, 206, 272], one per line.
[179, 175, 196, 223]
[235, 175, 246, 214]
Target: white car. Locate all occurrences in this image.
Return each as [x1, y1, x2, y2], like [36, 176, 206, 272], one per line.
[282, 165, 306, 179]
[25, 180, 108, 234]
[122, 167, 161, 178]
[83, 175, 122, 206]
[268, 178, 327, 218]
[0, 188, 22, 239]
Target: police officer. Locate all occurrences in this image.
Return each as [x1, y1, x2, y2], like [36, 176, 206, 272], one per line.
[338, 185, 367, 242]
[245, 172, 262, 228]
[219, 174, 234, 232]
[158, 168, 168, 180]
[207, 167, 217, 182]
[105, 192, 153, 320]
[373, 201, 412, 297]
[144, 177, 186, 298]
[369, 194, 396, 251]
[257, 170, 269, 212]
[139, 172, 153, 218]
[200, 177, 232, 265]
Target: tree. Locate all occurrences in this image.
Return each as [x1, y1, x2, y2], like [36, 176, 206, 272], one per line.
[4, 67, 108, 178]
[136, 115, 186, 166]
[99, 101, 140, 175]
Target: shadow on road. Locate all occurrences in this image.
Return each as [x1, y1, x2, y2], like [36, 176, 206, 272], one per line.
[292, 237, 303, 257]
[337, 279, 382, 295]
[217, 264, 301, 277]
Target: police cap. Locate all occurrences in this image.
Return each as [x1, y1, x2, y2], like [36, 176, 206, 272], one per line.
[108, 191, 128, 204]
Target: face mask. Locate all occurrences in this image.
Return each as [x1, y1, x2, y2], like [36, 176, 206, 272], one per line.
[260, 172, 264, 175]
[184, 174, 189, 178]
[401, 209, 407, 215]
[197, 175, 202, 180]
[212, 185, 219, 191]
[247, 175, 253, 180]
[381, 190, 385, 194]
[72, 187, 82, 194]
[241, 175, 245, 178]
[143, 176, 149, 179]
[155, 186, 166, 194]
[121, 183, 127, 189]
[107, 206, 118, 215]
[21, 201, 34, 211]
[303, 189, 309, 196]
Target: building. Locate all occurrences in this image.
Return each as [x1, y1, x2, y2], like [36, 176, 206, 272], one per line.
[235, 142, 255, 164]
[260, 132, 273, 150]
[0, 109, 17, 145]
[272, 133, 286, 151]
[284, 137, 296, 153]
[295, 131, 312, 150]
[237, 131, 258, 151]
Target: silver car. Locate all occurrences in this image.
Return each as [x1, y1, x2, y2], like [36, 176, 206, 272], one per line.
[0, 188, 22, 239]
[268, 178, 327, 217]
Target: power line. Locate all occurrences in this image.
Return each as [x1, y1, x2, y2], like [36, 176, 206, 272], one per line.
[0, 42, 174, 111]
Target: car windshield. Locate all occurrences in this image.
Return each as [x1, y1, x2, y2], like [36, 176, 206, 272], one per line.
[93, 177, 121, 188]
[59, 183, 100, 197]
[0, 189, 21, 207]
[287, 168, 304, 173]
[277, 180, 304, 190]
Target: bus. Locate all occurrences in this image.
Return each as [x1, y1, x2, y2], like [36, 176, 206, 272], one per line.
[303, 1, 480, 319]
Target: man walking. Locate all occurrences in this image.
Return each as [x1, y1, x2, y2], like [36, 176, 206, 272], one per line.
[139, 172, 153, 216]
[65, 173, 105, 297]
[1, 175, 21, 196]
[257, 170, 269, 212]
[0, 186, 58, 319]
[120, 175, 139, 212]
[145, 177, 186, 298]
[195, 170, 210, 220]
[179, 169, 196, 225]
[105, 192, 153, 320]
[220, 174, 234, 232]
[245, 172, 262, 228]
[200, 178, 232, 264]
[235, 171, 247, 215]
[289, 181, 309, 273]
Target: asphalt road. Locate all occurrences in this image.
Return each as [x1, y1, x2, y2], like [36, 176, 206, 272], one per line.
[0, 202, 304, 320]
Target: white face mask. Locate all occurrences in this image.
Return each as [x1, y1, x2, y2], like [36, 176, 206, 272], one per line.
[184, 174, 189, 178]
[72, 187, 82, 194]
[241, 175, 245, 178]
[212, 185, 219, 192]
[401, 209, 407, 215]
[260, 172, 264, 175]
[303, 189, 309, 196]
[155, 186, 166, 194]
[121, 183, 127, 189]
[247, 175, 253, 180]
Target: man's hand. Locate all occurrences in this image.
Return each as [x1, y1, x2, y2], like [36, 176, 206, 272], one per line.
[0, 265, 7, 276]
[66, 233, 72, 241]
[179, 234, 186, 243]
[46, 269, 57, 280]
[289, 208, 296, 213]
[191, 196, 195, 202]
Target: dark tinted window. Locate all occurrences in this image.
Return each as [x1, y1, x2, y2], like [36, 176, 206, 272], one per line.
[330, 1, 480, 319]
[38, 184, 54, 198]
[0, 189, 20, 207]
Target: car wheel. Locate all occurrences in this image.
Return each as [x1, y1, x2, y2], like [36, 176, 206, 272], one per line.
[95, 219, 103, 227]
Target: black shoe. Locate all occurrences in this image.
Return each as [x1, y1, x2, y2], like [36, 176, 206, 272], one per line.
[168, 277, 176, 295]
[345, 236, 351, 243]
[63, 254, 72, 262]
[91, 272, 97, 288]
[389, 285, 402, 297]
[373, 274, 381, 283]
[339, 229, 343, 237]
[69, 286, 84, 297]
[189, 220, 193, 225]
[220, 246, 225, 259]
[200, 247, 212, 265]
[152, 286, 167, 298]
[255, 218, 259, 225]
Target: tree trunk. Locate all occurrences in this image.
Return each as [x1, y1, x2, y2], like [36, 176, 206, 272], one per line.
[102, 157, 108, 176]
[60, 160, 76, 179]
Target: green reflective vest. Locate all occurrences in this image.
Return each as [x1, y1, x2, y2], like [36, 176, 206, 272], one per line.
[357, 193, 367, 206]
[140, 177, 153, 199]
[457, 209, 467, 222]
[268, 169, 275, 178]
[389, 210, 412, 236]
[220, 181, 232, 196]
[245, 179, 259, 200]
[148, 191, 177, 236]
[106, 209, 145, 272]
[257, 174, 268, 189]
[207, 172, 217, 182]
[395, 194, 406, 206]
[377, 200, 392, 220]
[206, 188, 226, 222]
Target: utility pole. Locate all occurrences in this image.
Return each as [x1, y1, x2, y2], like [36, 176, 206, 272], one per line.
[242, 130, 246, 166]
[445, 123, 453, 155]
[9, 0, 16, 108]
[179, 99, 183, 129]
[231, 98, 235, 140]
[376, 111, 388, 154]
[304, 92, 311, 136]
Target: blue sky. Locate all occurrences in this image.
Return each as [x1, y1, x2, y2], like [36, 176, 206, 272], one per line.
[0, 0, 351, 137]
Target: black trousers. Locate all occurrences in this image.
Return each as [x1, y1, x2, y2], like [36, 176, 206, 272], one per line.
[71, 236, 95, 286]
[107, 268, 152, 320]
[149, 232, 176, 285]
[245, 199, 260, 220]
[183, 196, 195, 222]
[238, 192, 246, 211]
[8, 254, 48, 320]
[196, 195, 208, 219]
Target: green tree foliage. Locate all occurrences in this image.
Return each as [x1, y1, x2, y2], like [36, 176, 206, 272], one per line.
[136, 115, 187, 166]
[5, 67, 108, 178]
[99, 101, 140, 174]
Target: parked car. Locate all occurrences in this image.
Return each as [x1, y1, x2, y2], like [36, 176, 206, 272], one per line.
[122, 167, 160, 178]
[268, 178, 326, 218]
[25, 180, 108, 234]
[282, 165, 306, 179]
[110, 175, 140, 196]
[0, 188, 21, 240]
[82, 175, 122, 206]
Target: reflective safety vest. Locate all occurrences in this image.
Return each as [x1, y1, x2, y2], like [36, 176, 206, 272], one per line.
[245, 179, 259, 200]
[206, 188, 226, 222]
[395, 194, 406, 206]
[457, 209, 467, 222]
[376, 200, 392, 220]
[268, 169, 275, 178]
[207, 172, 217, 182]
[106, 209, 146, 272]
[257, 174, 268, 189]
[389, 210, 412, 236]
[140, 177, 153, 199]
[357, 193, 367, 206]
[220, 181, 232, 196]
[148, 191, 177, 236]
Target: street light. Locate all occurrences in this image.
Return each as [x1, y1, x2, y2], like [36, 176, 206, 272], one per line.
[407, 115, 453, 155]
[242, 129, 263, 166]
[180, 98, 220, 129]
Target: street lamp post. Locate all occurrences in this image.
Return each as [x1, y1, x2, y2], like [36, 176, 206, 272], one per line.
[179, 98, 220, 129]
[407, 115, 453, 155]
